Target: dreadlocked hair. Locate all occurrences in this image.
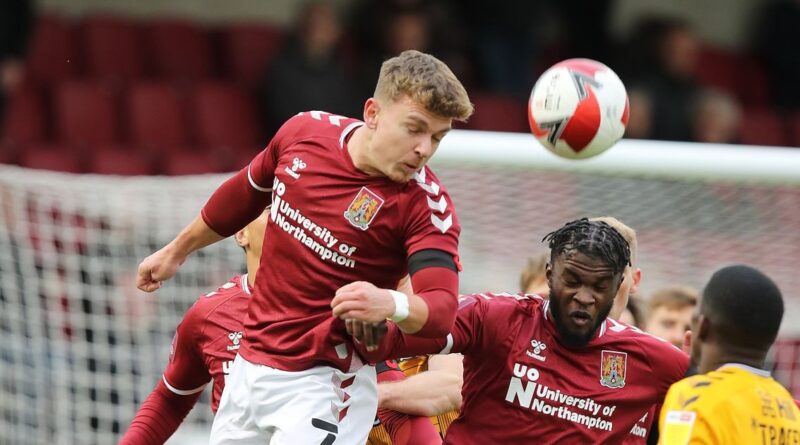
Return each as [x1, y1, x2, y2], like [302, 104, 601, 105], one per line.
[542, 218, 631, 275]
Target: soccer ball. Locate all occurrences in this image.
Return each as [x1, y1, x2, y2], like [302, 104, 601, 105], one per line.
[528, 58, 629, 159]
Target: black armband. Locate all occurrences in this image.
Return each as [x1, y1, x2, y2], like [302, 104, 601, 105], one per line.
[408, 249, 458, 275]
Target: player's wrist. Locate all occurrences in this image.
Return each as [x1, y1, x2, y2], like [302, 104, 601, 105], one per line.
[388, 290, 410, 322]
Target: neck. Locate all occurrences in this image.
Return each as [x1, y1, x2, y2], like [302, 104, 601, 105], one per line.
[698, 343, 767, 374]
[347, 126, 380, 176]
[245, 251, 259, 288]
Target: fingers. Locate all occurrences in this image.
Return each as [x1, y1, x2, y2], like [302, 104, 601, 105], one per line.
[136, 263, 161, 293]
[335, 281, 366, 296]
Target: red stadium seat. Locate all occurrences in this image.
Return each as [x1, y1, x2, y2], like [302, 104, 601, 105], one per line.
[81, 16, 145, 81]
[192, 82, 260, 150]
[127, 83, 190, 149]
[1, 88, 47, 146]
[25, 15, 79, 86]
[88, 147, 154, 175]
[694, 46, 738, 95]
[222, 23, 283, 88]
[19, 144, 82, 173]
[146, 20, 213, 80]
[787, 112, 800, 147]
[463, 94, 529, 133]
[739, 109, 788, 147]
[737, 56, 771, 108]
[162, 149, 224, 175]
[55, 82, 120, 147]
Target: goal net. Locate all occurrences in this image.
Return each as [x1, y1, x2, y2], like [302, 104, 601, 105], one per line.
[1, 131, 799, 444]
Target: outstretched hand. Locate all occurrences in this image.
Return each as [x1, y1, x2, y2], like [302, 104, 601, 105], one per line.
[136, 248, 185, 292]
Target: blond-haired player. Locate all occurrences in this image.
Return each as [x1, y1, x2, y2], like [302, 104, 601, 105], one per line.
[136, 50, 473, 444]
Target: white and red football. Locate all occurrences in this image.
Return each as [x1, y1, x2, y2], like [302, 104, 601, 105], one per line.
[528, 58, 629, 159]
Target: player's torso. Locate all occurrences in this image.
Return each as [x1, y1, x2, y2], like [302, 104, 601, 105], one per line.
[451, 298, 664, 444]
[194, 276, 251, 412]
[244, 112, 456, 372]
[666, 367, 800, 444]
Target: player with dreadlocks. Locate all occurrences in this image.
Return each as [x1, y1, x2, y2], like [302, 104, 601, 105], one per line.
[357, 218, 690, 443]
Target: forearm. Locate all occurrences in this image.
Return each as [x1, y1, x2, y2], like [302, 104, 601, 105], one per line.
[401, 267, 458, 337]
[379, 369, 462, 416]
[119, 380, 200, 445]
[164, 215, 224, 261]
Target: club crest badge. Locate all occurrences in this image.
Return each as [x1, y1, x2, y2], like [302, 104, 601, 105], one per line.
[344, 187, 384, 230]
[600, 350, 627, 389]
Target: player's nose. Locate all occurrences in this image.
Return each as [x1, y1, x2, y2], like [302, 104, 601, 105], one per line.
[573, 287, 595, 306]
[414, 138, 434, 159]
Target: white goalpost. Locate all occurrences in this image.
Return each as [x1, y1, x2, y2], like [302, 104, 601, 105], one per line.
[1, 131, 799, 444]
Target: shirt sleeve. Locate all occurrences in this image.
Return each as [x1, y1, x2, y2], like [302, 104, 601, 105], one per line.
[201, 114, 302, 237]
[119, 380, 201, 445]
[403, 169, 460, 259]
[659, 385, 719, 445]
[162, 304, 211, 395]
[366, 294, 486, 362]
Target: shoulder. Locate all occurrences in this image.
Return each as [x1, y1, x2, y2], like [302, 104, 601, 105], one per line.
[404, 166, 453, 201]
[459, 292, 544, 315]
[665, 370, 739, 414]
[183, 275, 250, 329]
[279, 111, 362, 146]
[605, 319, 684, 353]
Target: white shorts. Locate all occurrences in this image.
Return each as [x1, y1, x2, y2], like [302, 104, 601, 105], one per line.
[209, 354, 378, 445]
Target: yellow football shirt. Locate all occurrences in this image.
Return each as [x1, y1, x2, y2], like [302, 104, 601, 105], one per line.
[659, 364, 800, 445]
[367, 355, 460, 445]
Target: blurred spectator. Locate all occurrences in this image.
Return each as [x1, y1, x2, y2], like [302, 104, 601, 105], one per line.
[0, 0, 34, 120]
[262, 1, 359, 131]
[644, 285, 698, 348]
[623, 18, 702, 141]
[755, 0, 800, 110]
[348, 0, 469, 100]
[691, 89, 742, 144]
[554, 0, 614, 62]
[625, 88, 654, 139]
[460, 0, 545, 98]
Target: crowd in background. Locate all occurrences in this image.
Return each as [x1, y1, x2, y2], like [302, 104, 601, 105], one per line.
[0, 0, 799, 175]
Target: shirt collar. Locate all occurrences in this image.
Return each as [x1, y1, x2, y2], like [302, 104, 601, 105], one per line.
[241, 274, 251, 295]
[718, 363, 771, 377]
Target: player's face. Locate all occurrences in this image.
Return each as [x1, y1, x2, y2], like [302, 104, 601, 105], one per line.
[547, 250, 623, 347]
[645, 305, 694, 348]
[365, 95, 452, 183]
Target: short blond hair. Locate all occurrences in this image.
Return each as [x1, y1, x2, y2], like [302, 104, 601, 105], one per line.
[647, 285, 698, 313]
[374, 50, 473, 122]
[590, 216, 638, 264]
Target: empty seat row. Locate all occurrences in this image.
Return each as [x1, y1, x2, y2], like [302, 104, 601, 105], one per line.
[25, 15, 283, 88]
[2, 81, 262, 152]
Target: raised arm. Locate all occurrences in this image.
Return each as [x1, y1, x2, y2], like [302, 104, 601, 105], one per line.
[137, 142, 277, 292]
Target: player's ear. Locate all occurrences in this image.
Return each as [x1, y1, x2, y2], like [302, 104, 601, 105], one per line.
[364, 98, 380, 129]
[545, 263, 553, 288]
[234, 228, 248, 249]
[696, 314, 710, 342]
[631, 267, 642, 294]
